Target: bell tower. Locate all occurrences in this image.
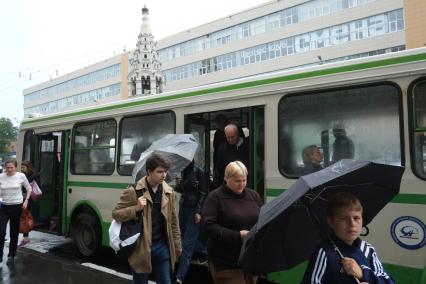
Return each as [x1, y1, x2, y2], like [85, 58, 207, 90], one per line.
[128, 6, 164, 96]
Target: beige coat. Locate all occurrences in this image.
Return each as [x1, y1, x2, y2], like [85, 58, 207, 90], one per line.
[112, 177, 181, 273]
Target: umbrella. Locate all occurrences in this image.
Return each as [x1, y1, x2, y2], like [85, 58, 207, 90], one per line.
[239, 159, 404, 276]
[132, 134, 198, 183]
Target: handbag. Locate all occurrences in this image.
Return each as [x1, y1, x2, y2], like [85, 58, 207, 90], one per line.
[19, 208, 34, 234]
[30, 180, 43, 202]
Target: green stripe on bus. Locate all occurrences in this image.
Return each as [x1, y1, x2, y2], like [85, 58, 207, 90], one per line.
[68, 181, 129, 189]
[266, 188, 426, 205]
[22, 52, 426, 126]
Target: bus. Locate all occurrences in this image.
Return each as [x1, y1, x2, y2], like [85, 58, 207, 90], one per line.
[17, 47, 426, 283]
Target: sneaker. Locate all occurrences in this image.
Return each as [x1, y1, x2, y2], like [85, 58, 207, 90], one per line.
[176, 279, 183, 284]
[6, 256, 14, 266]
[19, 239, 30, 247]
[196, 254, 208, 266]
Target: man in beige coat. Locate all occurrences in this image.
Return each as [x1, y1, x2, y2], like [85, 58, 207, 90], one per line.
[113, 153, 181, 284]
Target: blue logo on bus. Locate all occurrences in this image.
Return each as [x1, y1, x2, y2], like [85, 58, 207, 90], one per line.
[390, 216, 426, 250]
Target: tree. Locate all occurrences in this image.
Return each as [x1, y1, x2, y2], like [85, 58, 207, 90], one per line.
[0, 117, 18, 155]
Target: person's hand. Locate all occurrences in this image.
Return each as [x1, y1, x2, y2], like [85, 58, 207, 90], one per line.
[341, 257, 363, 279]
[240, 230, 249, 240]
[176, 248, 182, 257]
[194, 213, 201, 224]
[22, 199, 29, 209]
[175, 176, 181, 186]
[136, 197, 147, 212]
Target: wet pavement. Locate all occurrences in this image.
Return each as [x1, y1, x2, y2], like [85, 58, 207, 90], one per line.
[0, 228, 213, 283]
[1, 229, 133, 284]
[1, 227, 278, 284]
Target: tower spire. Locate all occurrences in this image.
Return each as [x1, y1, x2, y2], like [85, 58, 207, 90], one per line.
[128, 5, 164, 96]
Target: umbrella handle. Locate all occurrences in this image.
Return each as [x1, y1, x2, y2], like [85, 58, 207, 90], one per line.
[332, 243, 361, 284]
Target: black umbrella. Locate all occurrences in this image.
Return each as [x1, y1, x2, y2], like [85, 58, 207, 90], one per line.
[239, 159, 404, 276]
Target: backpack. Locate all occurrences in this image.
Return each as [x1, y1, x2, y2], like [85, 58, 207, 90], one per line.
[109, 185, 144, 259]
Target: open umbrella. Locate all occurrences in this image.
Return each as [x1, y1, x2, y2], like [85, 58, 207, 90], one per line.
[239, 159, 404, 276]
[132, 134, 198, 183]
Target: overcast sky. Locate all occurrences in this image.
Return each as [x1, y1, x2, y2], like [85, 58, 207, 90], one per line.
[0, 0, 268, 125]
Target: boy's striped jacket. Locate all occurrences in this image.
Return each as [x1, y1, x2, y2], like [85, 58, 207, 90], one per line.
[301, 236, 395, 284]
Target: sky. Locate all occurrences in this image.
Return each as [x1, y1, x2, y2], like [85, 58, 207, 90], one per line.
[0, 0, 269, 125]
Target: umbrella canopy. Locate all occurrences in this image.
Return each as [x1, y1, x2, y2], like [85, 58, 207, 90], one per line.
[132, 134, 198, 183]
[239, 159, 404, 275]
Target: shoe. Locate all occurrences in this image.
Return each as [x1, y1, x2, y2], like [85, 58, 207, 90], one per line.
[196, 255, 208, 266]
[19, 238, 30, 247]
[6, 256, 14, 265]
[176, 279, 183, 284]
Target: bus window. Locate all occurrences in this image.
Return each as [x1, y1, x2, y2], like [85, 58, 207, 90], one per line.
[71, 119, 116, 175]
[410, 79, 426, 179]
[118, 111, 175, 175]
[279, 83, 401, 177]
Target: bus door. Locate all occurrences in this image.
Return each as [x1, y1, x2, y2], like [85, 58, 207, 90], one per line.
[184, 106, 265, 198]
[249, 107, 265, 199]
[184, 116, 210, 189]
[36, 131, 69, 234]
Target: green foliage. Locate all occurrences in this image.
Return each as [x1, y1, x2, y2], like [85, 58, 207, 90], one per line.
[0, 117, 18, 155]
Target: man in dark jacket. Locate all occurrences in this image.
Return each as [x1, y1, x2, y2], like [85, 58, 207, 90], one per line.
[215, 124, 249, 186]
[175, 161, 208, 283]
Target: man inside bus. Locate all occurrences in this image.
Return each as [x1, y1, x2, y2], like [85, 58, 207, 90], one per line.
[301, 145, 324, 175]
[332, 126, 354, 163]
[215, 123, 249, 186]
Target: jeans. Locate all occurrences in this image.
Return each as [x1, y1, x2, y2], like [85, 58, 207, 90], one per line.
[132, 239, 172, 284]
[176, 207, 203, 281]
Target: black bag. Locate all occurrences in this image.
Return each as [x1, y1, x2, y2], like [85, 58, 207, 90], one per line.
[116, 186, 144, 260]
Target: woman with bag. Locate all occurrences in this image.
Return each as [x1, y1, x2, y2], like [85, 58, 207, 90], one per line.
[0, 159, 32, 265]
[19, 161, 40, 246]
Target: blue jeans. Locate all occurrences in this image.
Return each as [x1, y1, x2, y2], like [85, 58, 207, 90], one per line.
[132, 239, 172, 284]
[176, 207, 202, 281]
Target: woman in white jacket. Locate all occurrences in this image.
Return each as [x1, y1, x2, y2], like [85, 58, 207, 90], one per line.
[0, 159, 32, 265]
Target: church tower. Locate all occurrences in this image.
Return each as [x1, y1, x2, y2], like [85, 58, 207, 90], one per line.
[128, 6, 164, 96]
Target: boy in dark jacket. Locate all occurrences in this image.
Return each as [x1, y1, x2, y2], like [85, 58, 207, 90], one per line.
[301, 192, 394, 284]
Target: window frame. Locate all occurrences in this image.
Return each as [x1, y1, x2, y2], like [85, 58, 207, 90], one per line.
[71, 118, 117, 175]
[117, 110, 176, 176]
[277, 81, 404, 179]
[408, 76, 426, 180]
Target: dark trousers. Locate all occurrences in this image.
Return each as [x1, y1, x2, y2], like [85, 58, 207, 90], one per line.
[0, 204, 22, 259]
[176, 207, 201, 281]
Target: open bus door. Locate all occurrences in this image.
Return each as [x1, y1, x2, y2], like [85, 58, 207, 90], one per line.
[36, 131, 69, 234]
[185, 106, 265, 198]
[185, 117, 211, 190]
[249, 107, 265, 199]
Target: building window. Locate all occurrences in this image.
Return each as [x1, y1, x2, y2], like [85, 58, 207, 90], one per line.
[163, 9, 404, 84]
[158, 0, 376, 62]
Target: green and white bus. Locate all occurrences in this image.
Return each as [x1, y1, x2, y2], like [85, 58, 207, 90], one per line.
[17, 47, 426, 283]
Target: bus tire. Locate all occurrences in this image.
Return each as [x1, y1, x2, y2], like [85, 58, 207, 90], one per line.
[72, 212, 102, 258]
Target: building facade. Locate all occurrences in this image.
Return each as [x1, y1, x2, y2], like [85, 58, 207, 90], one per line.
[23, 0, 426, 117]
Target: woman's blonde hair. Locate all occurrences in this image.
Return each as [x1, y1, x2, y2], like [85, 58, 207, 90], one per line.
[224, 161, 248, 179]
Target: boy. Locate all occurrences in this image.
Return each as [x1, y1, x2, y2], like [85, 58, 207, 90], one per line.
[301, 192, 395, 284]
[113, 153, 181, 284]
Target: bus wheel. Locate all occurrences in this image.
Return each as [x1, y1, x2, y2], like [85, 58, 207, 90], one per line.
[72, 212, 101, 258]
